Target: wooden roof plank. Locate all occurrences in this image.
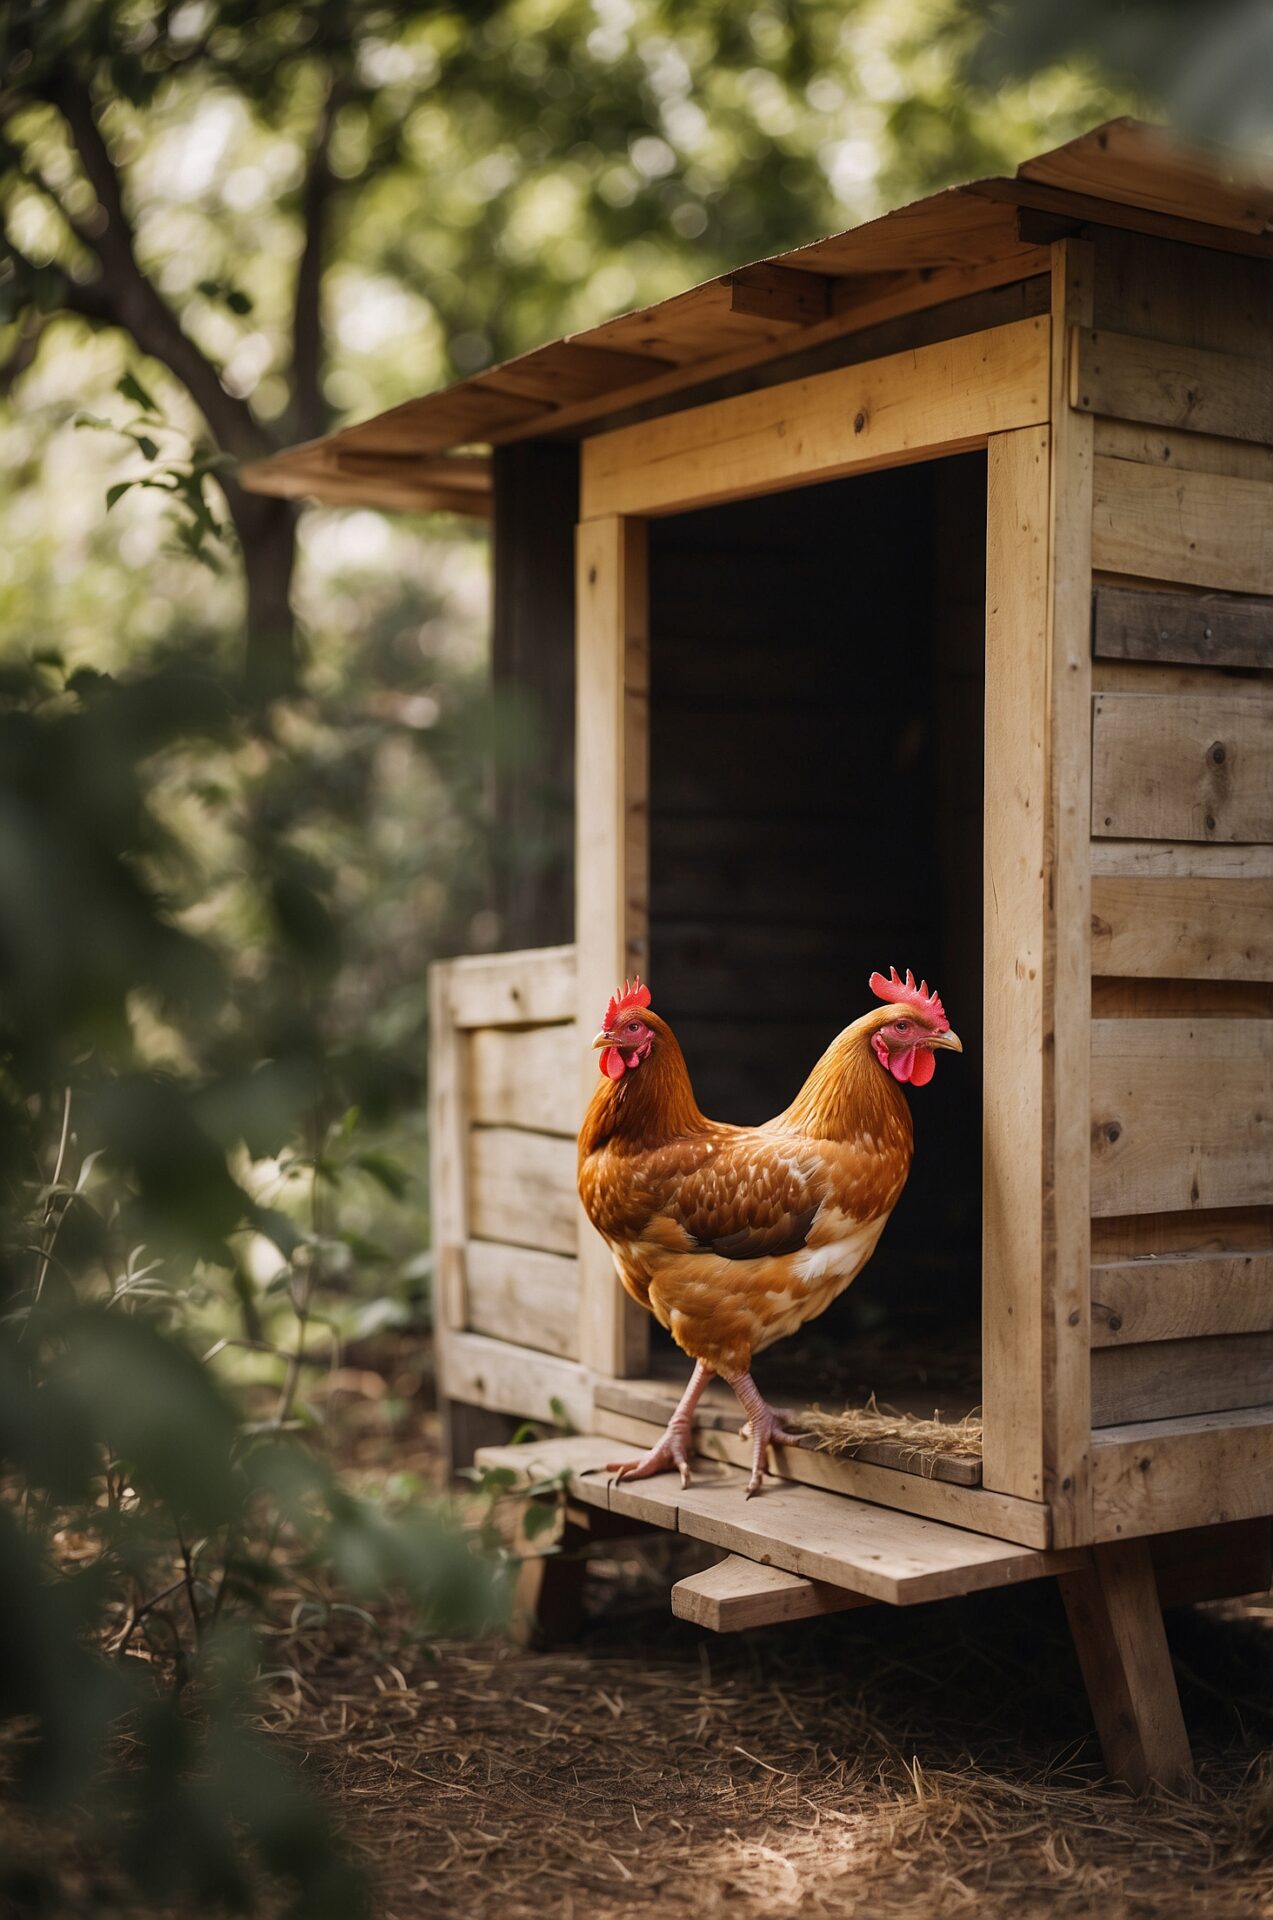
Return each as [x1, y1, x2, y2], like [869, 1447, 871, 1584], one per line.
[1020, 118, 1273, 235]
[242, 121, 1273, 504]
[476, 339, 675, 405]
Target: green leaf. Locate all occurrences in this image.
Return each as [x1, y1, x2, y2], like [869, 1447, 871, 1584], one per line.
[134, 434, 161, 462]
[548, 1395, 577, 1436]
[54, 1309, 241, 1528]
[354, 1149, 410, 1199]
[520, 1501, 557, 1541]
[117, 370, 160, 415]
[106, 482, 135, 511]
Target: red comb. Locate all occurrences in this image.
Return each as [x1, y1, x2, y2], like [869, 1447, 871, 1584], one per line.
[603, 976, 652, 1028]
[868, 966, 949, 1031]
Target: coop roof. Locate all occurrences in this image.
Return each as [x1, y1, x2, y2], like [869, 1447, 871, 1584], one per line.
[243, 118, 1273, 519]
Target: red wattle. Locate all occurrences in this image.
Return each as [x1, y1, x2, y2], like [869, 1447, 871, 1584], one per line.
[600, 1045, 626, 1080]
[909, 1047, 937, 1087]
[889, 1046, 916, 1083]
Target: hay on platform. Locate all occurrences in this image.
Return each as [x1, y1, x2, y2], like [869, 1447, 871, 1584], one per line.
[797, 1393, 983, 1472]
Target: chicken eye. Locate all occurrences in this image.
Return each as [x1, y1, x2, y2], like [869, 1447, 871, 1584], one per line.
[626, 1021, 642, 1035]
[895, 1019, 911, 1033]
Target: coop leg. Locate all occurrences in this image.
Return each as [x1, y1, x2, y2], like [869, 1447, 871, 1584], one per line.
[441, 1396, 522, 1481]
[1058, 1539, 1194, 1793]
[511, 1548, 589, 1648]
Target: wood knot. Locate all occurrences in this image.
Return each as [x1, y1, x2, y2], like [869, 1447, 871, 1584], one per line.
[1208, 741, 1226, 766]
[853, 410, 867, 434]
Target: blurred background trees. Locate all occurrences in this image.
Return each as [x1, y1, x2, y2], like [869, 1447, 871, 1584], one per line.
[5, 0, 1261, 1910]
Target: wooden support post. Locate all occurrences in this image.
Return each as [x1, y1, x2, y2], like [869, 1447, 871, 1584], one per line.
[981, 239, 1095, 1545]
[508, 1504, 650, 1647]
[1058, 1540, 1194, 1793]
[511, 1548, 589, 1649]
[574, 514, 650, 1381]
[441, 1398, 522, 1481]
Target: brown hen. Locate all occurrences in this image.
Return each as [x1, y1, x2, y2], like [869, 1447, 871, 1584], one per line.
[577, 970, 962, 1494]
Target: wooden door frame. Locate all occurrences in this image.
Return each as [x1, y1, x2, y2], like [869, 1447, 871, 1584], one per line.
[573, 283, 1092, 1549]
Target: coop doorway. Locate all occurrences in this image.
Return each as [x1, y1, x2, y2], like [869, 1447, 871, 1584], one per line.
[643, 454, 987, 1421]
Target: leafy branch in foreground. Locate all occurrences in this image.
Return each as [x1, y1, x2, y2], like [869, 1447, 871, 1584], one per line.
[76, 372, 236, 572]
[0, 655, 506, 1915]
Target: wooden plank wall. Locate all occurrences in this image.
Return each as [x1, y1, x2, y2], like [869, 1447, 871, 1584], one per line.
[430, 947, 592, 1433]
[1078, 233, 1273, 1492]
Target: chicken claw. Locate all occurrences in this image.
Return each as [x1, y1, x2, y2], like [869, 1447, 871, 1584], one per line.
[606, 1421, 695, 1489]
[605, 1360, 712, 1490]
[727, 1373, 815, 1496]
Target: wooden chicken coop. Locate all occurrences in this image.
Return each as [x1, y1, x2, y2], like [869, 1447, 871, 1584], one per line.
[247, 121, 1273, 1788]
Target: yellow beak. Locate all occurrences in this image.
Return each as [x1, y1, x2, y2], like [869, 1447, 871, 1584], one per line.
[928, 1029, 963, 1053]
[592, 1030, 611, 1049]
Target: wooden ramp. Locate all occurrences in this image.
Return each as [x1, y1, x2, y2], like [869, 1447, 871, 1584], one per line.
[475, 1436, 1084, 1608]
[671, 1555, 872, 1631]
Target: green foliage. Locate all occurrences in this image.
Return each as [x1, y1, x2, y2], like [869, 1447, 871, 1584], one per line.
[963, 0, 1273, 149]
[77, 375, 236, 570]
[0, 651, 507, 1911]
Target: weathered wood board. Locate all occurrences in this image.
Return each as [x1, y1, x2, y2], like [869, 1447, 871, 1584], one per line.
[1090, 873, 1273, 981]
[445, 1331, 593, 1436]
[466, 1126, 579, 1256]
[593, 1404, 1051, 1548]
[1070, 326, 1273, 445]
[476, 1437, 1082, 1606]
[581, 317, 1049, 518]
[1091, 1331, 1273, 1426]
[464, 1240, 581, 1359]
[1092, 584, 1273, 671]
[671, 1555, 872, 1630]
[982, 425, 1051, 1508]
[466, 1022, 578, 1135]
[1059, 1539, 1194, 1791]
[1090, 1019, 1272, 1217]
[444, 944, 576, 1028]
[1091, 1405, 1273, 1540]
[1091, 459, 1273, 595]
[1091, 1248, 1273, 1348]
[1091, 691, 1272, 843]
[593, 1376, 982, 1483]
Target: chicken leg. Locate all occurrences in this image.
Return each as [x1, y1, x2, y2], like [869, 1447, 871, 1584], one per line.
[605, 1361, 712, 1488]
[726, 1371, 814, 1496]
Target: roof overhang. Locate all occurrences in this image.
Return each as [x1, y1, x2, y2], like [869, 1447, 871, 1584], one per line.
[242, 120, 1273, 518]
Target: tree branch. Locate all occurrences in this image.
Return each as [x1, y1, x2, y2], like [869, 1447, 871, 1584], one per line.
[290, 70, 348, 444]
[48, 70, 273, 462]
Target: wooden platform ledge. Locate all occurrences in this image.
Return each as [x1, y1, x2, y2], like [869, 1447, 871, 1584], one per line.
[475, 1435, 1085, 1608]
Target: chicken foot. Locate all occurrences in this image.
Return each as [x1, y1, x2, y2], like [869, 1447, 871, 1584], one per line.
[726, 1371, 815, 1497]
[604, 1360, 712, 1489]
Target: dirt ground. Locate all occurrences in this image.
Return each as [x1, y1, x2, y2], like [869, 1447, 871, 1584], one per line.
[260, 1399, 1273, 1920]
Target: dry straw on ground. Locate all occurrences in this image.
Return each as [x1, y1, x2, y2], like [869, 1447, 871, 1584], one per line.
[262, 1574, 1273, 1920]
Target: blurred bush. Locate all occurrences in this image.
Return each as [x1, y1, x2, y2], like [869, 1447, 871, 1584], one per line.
[0, 649, 508, 1913]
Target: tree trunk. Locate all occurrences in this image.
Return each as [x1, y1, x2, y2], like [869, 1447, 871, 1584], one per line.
[226, 485, 301, 701]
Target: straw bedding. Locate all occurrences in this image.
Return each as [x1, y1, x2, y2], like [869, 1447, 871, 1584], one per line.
[797, 1394, 983, 1473]
[265, 1558, 1273, 1920]
[7, 1386, 1270, 1919]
